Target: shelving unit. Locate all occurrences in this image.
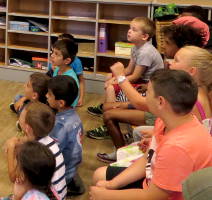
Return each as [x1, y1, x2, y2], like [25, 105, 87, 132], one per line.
[0, 0, 211, 93]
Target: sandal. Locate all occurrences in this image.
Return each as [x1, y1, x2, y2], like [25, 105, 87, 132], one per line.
[97, 152, 117, 163]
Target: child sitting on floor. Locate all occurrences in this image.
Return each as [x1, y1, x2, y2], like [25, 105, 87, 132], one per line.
[47, 34, 85, 106]
[87, 17, 164, 116]
[50, 39, 80, 107]
[5, 102, 67, 199]
[47, 75, 84, 197]
[9, 72, 50, 115]
[1, 141, 57, 200]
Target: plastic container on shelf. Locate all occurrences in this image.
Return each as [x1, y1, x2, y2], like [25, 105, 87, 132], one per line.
[115, 42, 134, 55]
[32, 57, 48, 70]
[9, 21, 29, 31]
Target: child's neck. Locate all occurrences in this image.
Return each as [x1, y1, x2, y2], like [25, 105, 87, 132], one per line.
[58, 64, 71, 75]
[58, 106, 72, 113]
[135, 40, 146, 48]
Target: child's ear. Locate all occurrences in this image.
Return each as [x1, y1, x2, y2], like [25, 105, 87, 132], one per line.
[142, 33, 150, 41]
[58, 99, 66, 108]
[189, 67, 197, 76]
[32, 92, 38, 101]
[64, 57, 72, 65]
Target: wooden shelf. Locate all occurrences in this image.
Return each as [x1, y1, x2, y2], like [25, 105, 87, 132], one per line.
[8, 45, 48, 53]
[4, 65, 46, 72]
[52, 15, 96, 22]
[8, 30, 48, 36]
[78, 51, 95, 58]
[0, 43, 5, 48]
[51, 32, 95, 40]
[98, 19, 131, 25]
[97, 51, 130, 59]
[0, 61, 5, 66]
[8, 12, 49, 19]
[0, 25, 6, 29]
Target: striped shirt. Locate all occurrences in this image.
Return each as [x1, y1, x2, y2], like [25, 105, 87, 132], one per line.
[39, 136, 67, 200]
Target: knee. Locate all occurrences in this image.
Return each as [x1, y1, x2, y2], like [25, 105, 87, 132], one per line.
[92, 166, 107, 185]
[103, 110, 114, 123]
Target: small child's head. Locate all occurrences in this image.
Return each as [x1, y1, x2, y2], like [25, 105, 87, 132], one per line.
[170, 46, 212, 88]
[19, 102, 55, 140]
[15, 141, 55, 194]
[51, 39, 78, 67]
[162, 24, 203, 58]
[128, 17, 155, 43]
[46, 75, 78, 110]
[147, 69, 198, 116]
[24, 72, 50, 103]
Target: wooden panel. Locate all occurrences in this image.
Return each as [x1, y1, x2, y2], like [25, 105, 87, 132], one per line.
[8, 0, 49, 15]
[51, 20, 96, 37]
[52, 1, 96, 18]
[99, 3, 148, 20]
[8, 33, 48, 50]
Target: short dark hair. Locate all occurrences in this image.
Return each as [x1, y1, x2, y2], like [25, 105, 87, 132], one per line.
[25, 102, 55, 139]
[58, 33, 78, 54]
[163, 25, 204, 48]
[30, 72, 50, 103]
[48, 75, 78, 107]
[150, 69, 198, 114]
[16, 141, 55, 190]
[53, 39, 78, 64]
[183, 5, 206, 22]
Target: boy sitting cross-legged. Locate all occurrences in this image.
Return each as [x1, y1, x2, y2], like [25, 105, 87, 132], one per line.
[9, 72, 50, 115]
[46, 75, 84, 197]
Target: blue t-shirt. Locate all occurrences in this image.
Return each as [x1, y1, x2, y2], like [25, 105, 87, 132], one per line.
[48, 57, 83, 76]
[49, 109, 83, 183]
[53, 67, 79, 107]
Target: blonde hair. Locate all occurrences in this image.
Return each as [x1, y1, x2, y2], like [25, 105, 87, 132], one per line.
[182, 46, 212, 87]
[132, 17, 155, 39]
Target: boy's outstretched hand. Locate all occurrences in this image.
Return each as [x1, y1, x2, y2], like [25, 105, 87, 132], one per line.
[110, 62, 125, 78]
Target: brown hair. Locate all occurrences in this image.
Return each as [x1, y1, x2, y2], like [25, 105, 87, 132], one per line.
[132, 17, 156, 40]
[25, 102, 55, 139]
[30, 73, 50, 103]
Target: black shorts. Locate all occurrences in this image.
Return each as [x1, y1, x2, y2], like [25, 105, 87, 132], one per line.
[106, 166, 144, 189]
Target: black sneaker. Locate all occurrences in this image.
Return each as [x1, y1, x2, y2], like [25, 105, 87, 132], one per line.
[9, 103, 17, 114]
[87, 104, 103, 116]
[67, 173, 85, 196]
[86, 125, 110, 140]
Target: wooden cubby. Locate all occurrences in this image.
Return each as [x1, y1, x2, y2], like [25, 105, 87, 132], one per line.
[0, 0, 211, 92]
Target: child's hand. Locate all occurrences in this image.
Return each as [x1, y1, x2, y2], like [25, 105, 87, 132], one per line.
[77, 97, 83, 107]
[110, 62, 125, 78]
[138, 137, 151, 153]
[104, 77, 117, 89]
[89, 186, 107, 200]
[14, 97, 26, 112]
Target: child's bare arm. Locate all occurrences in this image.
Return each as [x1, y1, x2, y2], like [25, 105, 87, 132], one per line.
[77, 74, 85, 107]
[5, 137, 28, 183]
[126, 65, 146, 83]
[124, 58, 135, 76]
[5, 137, 20, 182]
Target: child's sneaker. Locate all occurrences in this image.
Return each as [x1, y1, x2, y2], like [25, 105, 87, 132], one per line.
[9, 103, 17, 114]
[96, 151, 117, 163]
[67, 173, 85, 197]
[87, 104, 103, 116]
[86, 125, 110, 139]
